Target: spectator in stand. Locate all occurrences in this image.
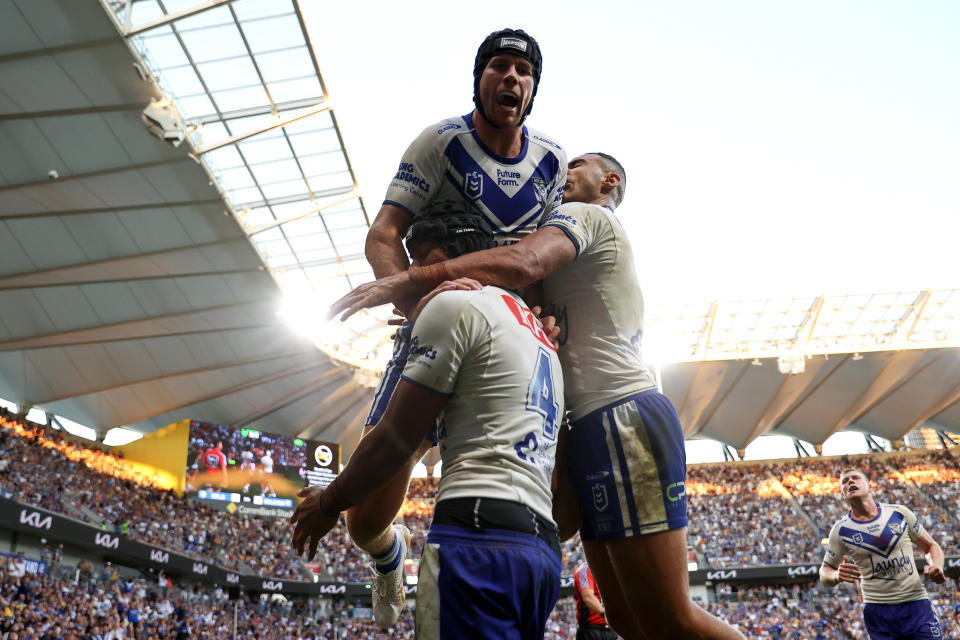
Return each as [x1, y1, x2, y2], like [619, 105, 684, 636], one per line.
[1, 407, 956, 594]
[8, 553, 25, 579]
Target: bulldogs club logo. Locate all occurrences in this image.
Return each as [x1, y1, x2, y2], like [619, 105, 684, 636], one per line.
[532, 176, 547, 203]
[314, 445, 333, 467]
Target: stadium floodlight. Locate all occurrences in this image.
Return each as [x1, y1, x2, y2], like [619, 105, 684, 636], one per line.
[141, 98, 186, 147]
[777, 352, 805, 375]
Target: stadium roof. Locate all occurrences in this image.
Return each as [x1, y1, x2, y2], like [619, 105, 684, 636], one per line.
[0, 0, 379, 454]
[0, 0, 957, 458]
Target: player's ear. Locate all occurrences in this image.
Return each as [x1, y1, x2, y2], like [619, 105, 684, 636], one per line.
[601, 171, 620, 192]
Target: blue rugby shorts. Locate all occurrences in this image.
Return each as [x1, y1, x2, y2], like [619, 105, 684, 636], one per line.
[568, 389, 687, 542]
[863, 599, 942, 640]
[415, 523, 561, 639]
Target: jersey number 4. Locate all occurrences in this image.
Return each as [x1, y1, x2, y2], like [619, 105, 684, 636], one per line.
[516, 349, 559, 464]
[526, 347, 559, 442]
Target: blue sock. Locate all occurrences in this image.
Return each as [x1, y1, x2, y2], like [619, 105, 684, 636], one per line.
[371, 527, 403, 574]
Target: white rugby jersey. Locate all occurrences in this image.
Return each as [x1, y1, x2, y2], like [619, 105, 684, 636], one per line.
[383, 114, 566, 244]
[541, 203, 658, 420]
[401, 286, 564, 523]
[823, 503, 929, 604]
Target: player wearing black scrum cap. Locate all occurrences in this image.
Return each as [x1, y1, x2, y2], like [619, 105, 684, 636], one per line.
[316, 29, 566, 630]
[368, 27, 566, 285]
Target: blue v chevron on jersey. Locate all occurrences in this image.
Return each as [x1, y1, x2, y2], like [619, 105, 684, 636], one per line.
[825, 503, 930, 604]
[442, 134, 561, 234]
[383, 113, 565, 245]
[838, 510, 907, 558]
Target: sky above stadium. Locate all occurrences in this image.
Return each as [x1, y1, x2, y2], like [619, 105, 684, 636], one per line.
[302, 0, 959, 310]
[21, 1, 954, 462]
[298, 1, 959, 463]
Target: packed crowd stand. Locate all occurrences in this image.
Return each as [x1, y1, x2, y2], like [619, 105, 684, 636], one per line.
[4, 553, 957, 639]
[686, 448, 959, 568]
[706, 582, 960, 640]
[0, 553, 574, 639]
[2, 408, 958, 583]
[0, 414, 306, 581]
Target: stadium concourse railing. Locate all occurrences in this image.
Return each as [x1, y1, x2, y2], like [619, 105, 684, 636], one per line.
[6, 494, 958, 594]
[1, 495, 363, 597]
[691, 560, 960, 584]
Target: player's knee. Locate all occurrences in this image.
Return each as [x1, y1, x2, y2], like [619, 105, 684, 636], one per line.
[635, 602, 708, 640]
[345, 506, 396, 550]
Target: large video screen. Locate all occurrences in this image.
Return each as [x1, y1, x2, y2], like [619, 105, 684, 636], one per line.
[184, 421, 340, 510]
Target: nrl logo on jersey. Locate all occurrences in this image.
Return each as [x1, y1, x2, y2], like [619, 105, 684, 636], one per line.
[592, 483, 609, 512]
[464, 171, 483, 200]
[888, 521, 905, 535]
[532, 176, 547, 203]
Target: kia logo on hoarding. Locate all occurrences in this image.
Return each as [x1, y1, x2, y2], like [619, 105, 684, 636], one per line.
[262, 581, 283, 591]
[947, 558, 960, 569]
[226, 573, 240, 584]
[94, 533, 119, 549]
[150, 550, 169, 564]
[787, 565, 818, 577]
[19, 509, 52, 530]
[317, 584, 346, 594]
[192, 562, 208, 575]
[403, 585, 417, 595]
[706, 570, 738, 580]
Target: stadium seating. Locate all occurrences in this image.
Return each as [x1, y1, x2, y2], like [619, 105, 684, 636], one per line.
[687, 450, 960, 568]
[3, 554, 957, 639]
[3, 409, 959, 580]
[706, 582, 960, 639]
[0, 413, 306, 580]
[3, 407, 960, 639]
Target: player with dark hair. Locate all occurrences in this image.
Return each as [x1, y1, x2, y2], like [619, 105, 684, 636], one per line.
[331, 152, 745, 640]
[573, 561, 617, 640]
[342, 27, 566, 629]
[292, 206, 565, 639]
[820, 467, 946, 639]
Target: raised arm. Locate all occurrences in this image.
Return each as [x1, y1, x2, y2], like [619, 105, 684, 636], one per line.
[365, 203, 414, 279]
[290, 380, 445, 559]
[332, 225, 576, 320]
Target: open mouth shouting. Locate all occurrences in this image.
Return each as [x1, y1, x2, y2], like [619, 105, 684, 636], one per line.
[496, 90, 520, 110]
